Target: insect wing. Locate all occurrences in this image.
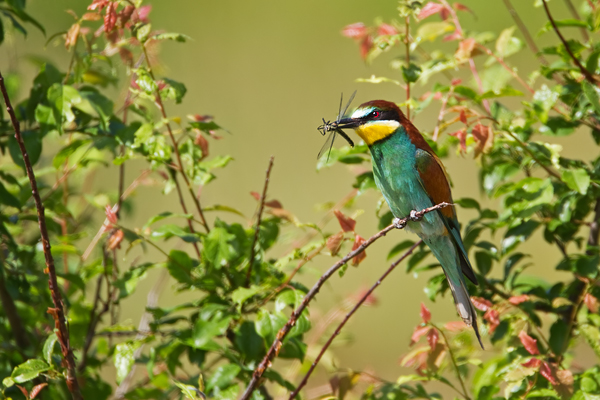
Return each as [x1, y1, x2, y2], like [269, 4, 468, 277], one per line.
[317, 130, 337, 161]
[338, 90, 357, 123]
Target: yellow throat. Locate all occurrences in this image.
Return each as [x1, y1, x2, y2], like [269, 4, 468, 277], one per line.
[354, 120, 401, 146]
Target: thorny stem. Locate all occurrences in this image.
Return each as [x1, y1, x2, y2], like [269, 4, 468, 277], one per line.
[240, 202, 453, 400]
[141, 44, 211, 233]
[288, 240, 422, 400]
[246, 156, 275, 287]
[0, 70, 83, 399]
[433, 324, 471, 400]
[500, 0, 549, 66]
[542, 0, 598, 86]
[563, 0, 590, 42]
[405, 15, 411, 120]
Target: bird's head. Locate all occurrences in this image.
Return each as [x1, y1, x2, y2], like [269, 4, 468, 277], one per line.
[336, 100, 406, 146]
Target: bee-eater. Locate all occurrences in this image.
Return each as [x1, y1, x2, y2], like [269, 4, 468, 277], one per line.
[336, 100, 483, 347]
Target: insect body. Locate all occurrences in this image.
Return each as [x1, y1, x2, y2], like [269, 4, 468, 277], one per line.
[317, 91, 357, 161]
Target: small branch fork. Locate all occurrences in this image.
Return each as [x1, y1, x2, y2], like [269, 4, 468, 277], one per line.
[0, 71, 83, 399]
[288, 240, 423, 400]
[245, 156, 275, 287]
[240, 202, 452, 400]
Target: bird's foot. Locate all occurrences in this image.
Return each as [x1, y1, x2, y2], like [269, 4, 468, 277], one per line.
[392, 218, 406, 229]
[409, 210, 423, 222]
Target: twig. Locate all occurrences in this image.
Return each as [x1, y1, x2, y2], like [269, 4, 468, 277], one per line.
[542, 0, 598, 86]
[433, 324, 471, 400]
[405, 15, 411, 120]
[78, 271, 108, 372]
[563, 0, 590, 42]
[503, 130, 562, 179]
[0, 70, 83, 399]
[476, 44, 535, 94]
[239, 202, 452, 400]
[500, 0, 548, 66]
[288, 240, 422, 399]
[141, 44, 210, 233]
[432, 86, 454, 142]
[246, 156, 275, 287]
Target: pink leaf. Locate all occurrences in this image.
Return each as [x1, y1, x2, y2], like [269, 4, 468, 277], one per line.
[250, 191, 261, 201]
[449, 129, 467, 153]
[360, 35, 374, 60]
[443, 31, 462, 41]
[103, 1, 117, 32]
[351, 235, 367, 265]
[378, 23, 398, 36]
[326, 232, 344, 256]
[444, 321, 467, 331]
[427, 328, 439, 349]
[470, 296, 492, 311]
[334, 210, 356, 232]
[540, 362, 558, 385]
[509, 294, 530, 305]
[342, 22, 367, 39]
[483, 309, 500, 333]
[410, 326, 430, 345]
[420, 302, 431, 323]
[522, 357, 541, 368]
[264, 199, 283, 208]
[584, 293, 599, 313]
[418, 2, 446, 20]
[518, 331, 540, 355]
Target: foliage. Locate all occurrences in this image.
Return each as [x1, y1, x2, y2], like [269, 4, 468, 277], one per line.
[0, 0, 599, 400]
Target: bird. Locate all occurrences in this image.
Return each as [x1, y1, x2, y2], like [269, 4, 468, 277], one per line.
[335, 99, 483, 348]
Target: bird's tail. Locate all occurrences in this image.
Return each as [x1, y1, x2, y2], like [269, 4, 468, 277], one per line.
[447, 275, 484, 349]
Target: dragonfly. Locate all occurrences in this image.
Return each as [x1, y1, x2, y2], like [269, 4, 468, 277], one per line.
[317, 90, 357, 161]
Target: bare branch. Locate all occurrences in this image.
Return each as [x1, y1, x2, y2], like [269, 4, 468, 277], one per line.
[240, 202, 453, 400]
[288, 240, 422, 399]
[246, 156, 275, 286]
[0, 70, 82, 399]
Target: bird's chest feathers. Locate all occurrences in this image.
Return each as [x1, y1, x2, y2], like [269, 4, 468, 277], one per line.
[355, 120, 401, 146]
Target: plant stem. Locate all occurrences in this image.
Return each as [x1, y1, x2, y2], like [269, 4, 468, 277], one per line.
[500, 0, 549, 66]
[434, 325, 471, 400]
[240, 202, 453, 400]
[141, 44, 210, 233]
[246, 156, 275, 287]
[0, 70, 83, 399]
[563, 0, 590, 42]
[288, 240, 422, 399]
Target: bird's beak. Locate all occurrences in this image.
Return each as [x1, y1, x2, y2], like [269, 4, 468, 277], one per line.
[336, 117, 361, 130]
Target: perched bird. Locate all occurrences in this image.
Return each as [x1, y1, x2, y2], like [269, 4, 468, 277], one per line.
[335, 100, 483, 347]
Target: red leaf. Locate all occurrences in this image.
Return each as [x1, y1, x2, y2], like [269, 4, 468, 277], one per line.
[410, 326, 430, 345]
[103, 1, 117, 32]
[326, 232, 344, 256]
[470, 296, 492, 311]
[518, 331, 540, 355]
[418, 2, 446, 20]
[360, 35, 374, 60]
[194, 131, 209, 160]
[522, 357, 541, 368]
[334, 210, 356, 232]
[443, 31, 462, 41]
[30, 383, 48, 399]
[107, 229, 124, 251]
[509, 294, 530, 305]
[459, 109, 467, 124]
[483, 309, 500, 333]
[119, 48, 134, 67]
[453, 3, 475, 16]
[444, 321, 467, 331]
[540, 362, 558, 385]
[455, 38, 476, 62]
[82, 12, 102, 20]
[471, 124, 494, 156]
[250, 191, 261, 201]
[65, 23, 80, 49]
[105, 205, 118, 225]
[88, 0, 110, 11]
[351, 234, 367, 266]
[451, 78, 462, 86]
[355, 288, 378, 306]
[449, 129, 467, 153]
[16, 386, 28, 398]
[264, 199, 283, 208]
[342, 22, 368, 39]
[377, 23, 398, 36]
[584, 293, 599, 313]
[440, 7, 450, 20]
[119, 5, 135, 25]
[420, 302, 431, 323]
[132, 5, 152, 23]
[427, 328, 439, 349]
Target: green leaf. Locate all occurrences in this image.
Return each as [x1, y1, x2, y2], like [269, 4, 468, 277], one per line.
[387, 240, 416, 260]
[455, 198, 480, 211]
[11, 359, 50, 383]
[231, 285, 261, 308]
[47, 84, 82, 132]
[561, 168, 590, 194]
[235, 321, 264, 361]
[207, 364, 241, 391]
[173, 380, 204, 400]
[151, 32, 191, 42]
[162, 78, 187, 104]
[167, 250, 195, 284]
[401, 63, 421, 83]
[144, 211, 193, 229]
[43, 333, 58, 365]
[275, 290, 304, 312]
[52, 139, 90, 169]
[417, 22, 454, 41]
[256, 310, 286, 344]
[0, 181, 20, 209]
[114, 264, 152, 299]
[186, 315, 231, 350]
[114, 341, 140, 384]
[583, 81, 600, 115]
[475, 251, 493, 276]
[151, 224, 200, 243]
[479, 86, 523, 99]
[8, 130, 43, 168]
[549, 319, 568, 355]
[502, 220, 540, 254]
[203, 227, 235, 268]
[495, 26, 522, 58]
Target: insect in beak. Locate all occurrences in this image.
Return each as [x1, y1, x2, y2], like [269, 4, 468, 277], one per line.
[317, 91, 357, 161]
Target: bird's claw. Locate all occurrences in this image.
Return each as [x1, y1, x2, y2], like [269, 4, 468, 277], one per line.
[409, 210, 423, 222]
[392, 218, 406, 229]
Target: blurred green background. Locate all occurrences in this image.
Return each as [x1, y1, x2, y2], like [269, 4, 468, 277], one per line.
[1, 0, 597, 394]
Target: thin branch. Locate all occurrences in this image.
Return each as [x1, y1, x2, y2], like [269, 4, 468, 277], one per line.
[141, 44, 210, 233]
[476, 44, 535, 94]
[78, 270, 108, 372]
[503, 130, 562, 179]
[432, 86, 454, 142]
[246, 156, 275, 287]
[240, 202, 453, 400]
[542, 0, 598, 86]
[0, 70, 83, 399]
[288, 240, 422, 399]
[500, 0, 549, 66]
[563, 0, 590, 42]
[433, 325, 471, 400]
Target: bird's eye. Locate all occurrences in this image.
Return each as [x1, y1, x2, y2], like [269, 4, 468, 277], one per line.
[371, 111, 380, 118]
